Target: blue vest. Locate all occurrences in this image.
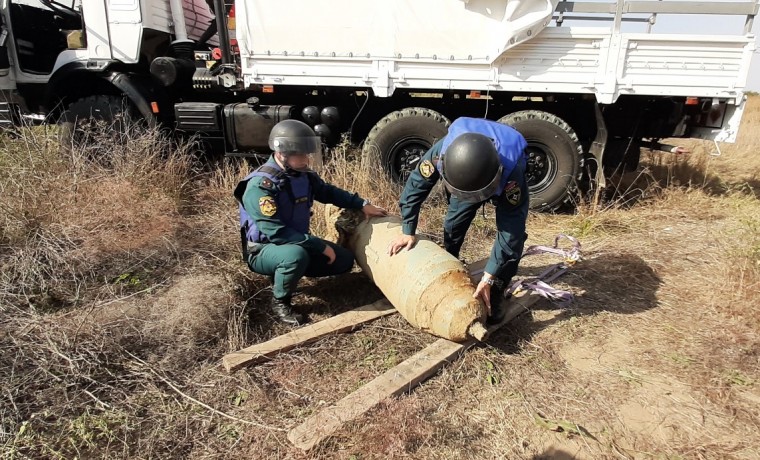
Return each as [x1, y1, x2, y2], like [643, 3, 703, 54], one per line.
[438, 117, 528, 196]
[235, 161, 314, 247]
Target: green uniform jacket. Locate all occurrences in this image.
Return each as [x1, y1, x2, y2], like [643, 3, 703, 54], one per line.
[242, 158, 365, 253]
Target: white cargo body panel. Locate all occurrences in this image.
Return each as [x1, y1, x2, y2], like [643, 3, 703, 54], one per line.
[237, 0, 558, 64]
[234, 0, 756, 105]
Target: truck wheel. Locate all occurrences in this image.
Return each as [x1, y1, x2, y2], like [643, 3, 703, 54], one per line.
[363, 107, 450, 182]
[498, 110, 583, 211]
[58, 95, 137, 149]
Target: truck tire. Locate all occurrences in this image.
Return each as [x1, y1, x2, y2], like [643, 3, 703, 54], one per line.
[362, 107, 450, 182]
[498, 110, 583, 211]
[58, 94, 138, 150]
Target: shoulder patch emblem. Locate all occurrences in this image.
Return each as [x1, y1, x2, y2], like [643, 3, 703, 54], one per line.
[419, 160, 435, 178]
[503, 181, 521, 206]
[258, 196, 277, 216]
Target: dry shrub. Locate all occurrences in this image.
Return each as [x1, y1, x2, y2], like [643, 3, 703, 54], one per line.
[0, 124, 197, 310]
[141, 274, 235, 347]
[1, 300, 149, 458]
[184, 157, 251, 264]
[596, 96, 760, 209]
[1, 246, 243, 458]
[0, 125, 252, 458]
[0, 123, 285, 458]
[637, 97, 760, 197]
[309, 141, 402, 239]
[321, 139, 402, 211]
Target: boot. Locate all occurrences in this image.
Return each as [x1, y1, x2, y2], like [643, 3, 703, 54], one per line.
[270, 297, 306, 326]
[486, 281, 511, 325]
[268, 276, 301, 298]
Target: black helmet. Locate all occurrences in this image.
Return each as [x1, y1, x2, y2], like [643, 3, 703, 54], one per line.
[313, 123, 332, 141]
[441, 132, 502, 203]
[301, 106, 321, 126]
[320, 106, 340, 127]
[268, 119, 322, 155]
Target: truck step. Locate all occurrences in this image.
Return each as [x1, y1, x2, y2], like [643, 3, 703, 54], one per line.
[0, 102, 17, 130]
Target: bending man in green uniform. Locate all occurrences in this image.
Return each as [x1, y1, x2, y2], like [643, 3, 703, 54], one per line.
[235, 120, 387, 326]
[387, 117, 529, 324]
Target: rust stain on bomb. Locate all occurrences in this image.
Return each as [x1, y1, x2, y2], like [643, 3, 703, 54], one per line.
[326, 206, 487, 342]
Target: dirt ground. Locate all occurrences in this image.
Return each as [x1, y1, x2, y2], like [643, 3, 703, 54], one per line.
[2, 99, 759, 459]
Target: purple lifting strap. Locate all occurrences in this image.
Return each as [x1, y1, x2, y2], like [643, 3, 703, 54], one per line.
[508, 234, 582, 307]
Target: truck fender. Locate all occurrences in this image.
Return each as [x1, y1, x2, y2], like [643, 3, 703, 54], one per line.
[47, 62, 160, 126]
[104, 72, 158, 127]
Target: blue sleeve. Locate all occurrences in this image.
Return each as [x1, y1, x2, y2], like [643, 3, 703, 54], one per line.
[399, 141, 443, 235]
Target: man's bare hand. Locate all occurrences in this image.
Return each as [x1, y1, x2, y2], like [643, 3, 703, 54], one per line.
[387, 234, 417, 256]
[362, 204, 388, 220]
[323, 245, 336, 264]
[473, 281, 492, 314]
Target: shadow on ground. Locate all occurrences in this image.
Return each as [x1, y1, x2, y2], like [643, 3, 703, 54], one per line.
[487, 251, 661, 354]
[603, 156, 760, 206]
[532, 448, 577, 459]
[245, 270, 383, 332]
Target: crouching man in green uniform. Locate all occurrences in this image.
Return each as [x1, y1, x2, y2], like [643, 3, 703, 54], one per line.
[387, 117, 530, 325]
[235, 120, 387, 326]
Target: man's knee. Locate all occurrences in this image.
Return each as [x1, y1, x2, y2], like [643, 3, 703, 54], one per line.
[247, 244, 310, 278]
[277, 245, 311, 271]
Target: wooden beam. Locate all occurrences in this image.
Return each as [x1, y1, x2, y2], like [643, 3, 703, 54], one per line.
[224, 260, 489, 373]
[287, 337, 475, 451]
[466, 258, 489, 283]
[485, 288, 537, 334]
[222, 299, 395, 372]
[287, 288, 543, 451]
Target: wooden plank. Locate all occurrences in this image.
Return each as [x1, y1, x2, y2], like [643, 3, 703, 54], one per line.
[225, 261, 488, 373]
[484, 289, 540, 335]
[466, 258, 489, 283]
[222, 299, 395, 372]
[287, 288, 544, 451]
[466, 257, 542, 339]
[287, 337, 474, 451]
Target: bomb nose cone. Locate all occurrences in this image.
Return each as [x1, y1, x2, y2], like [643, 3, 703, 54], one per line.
[467, 322, 488, 341]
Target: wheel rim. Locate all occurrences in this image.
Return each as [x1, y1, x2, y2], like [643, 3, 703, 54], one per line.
[388, 136, 430, 182]
[525, 142, 558, 194]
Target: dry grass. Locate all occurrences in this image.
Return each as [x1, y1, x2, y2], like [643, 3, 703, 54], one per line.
[2, 100, 760, 459]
